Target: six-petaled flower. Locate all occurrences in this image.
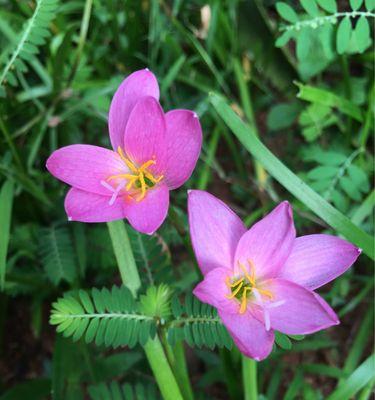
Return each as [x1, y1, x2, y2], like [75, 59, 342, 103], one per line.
[188, 190, 361, 361]
[46, 69, 202, 234]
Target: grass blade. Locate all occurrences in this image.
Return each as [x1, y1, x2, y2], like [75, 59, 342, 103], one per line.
[210, 93, 374, 259]
[0, 180, 13, 290]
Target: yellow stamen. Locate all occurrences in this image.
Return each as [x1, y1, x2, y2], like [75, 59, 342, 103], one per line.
[108, 147, 164, 201]
[226, 260, 274, 314]
[239, 287, 252, 314]
[226, 281, 244, 299]
[238, 261, 254, 285]
[258, 288, 274, 299]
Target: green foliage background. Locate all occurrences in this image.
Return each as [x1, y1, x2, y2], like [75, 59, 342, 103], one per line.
[0, 0, 374, 399]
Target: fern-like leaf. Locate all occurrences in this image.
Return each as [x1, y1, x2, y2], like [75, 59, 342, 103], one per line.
[167, 294, 233, 350]
[127, 229, 173, 285]
[88, 381, 160, 400]
[50, 286, 157, 348]
[0, 0, 60, 92]
[39, 226, 76, 285]
[275, 0, 374, 57]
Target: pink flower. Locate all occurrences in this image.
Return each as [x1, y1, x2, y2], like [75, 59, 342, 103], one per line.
[46, 69, 202, 234]
[188, 190, 361, 361]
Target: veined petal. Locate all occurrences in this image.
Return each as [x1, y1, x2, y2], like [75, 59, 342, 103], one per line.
[193, 267, 238, 314]
[188, 190, 246, 275]
[65, 188, 126, 222]
[163, 110, 202, 189]
[124, 96, 167, 176]
[46, 145, 125, 196]
[109, 69, 159, 151]
[260, 278, 339, 335]
[279, 234, 361, 290]
[125, 184, 169, 235]
[234, 202, 295, 279]
[219, 309, 275, 361]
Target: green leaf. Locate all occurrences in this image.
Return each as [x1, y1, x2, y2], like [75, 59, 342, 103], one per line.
[337, 17, 352, 54]
[276, 2, 299, 23]
[296, 82, 363, 122]
[0, 0, 60, 88]
[167, 295, 232, 350]
[316, 0, 337, 13]
[296, 29, 312, 60]
[0, 379, 50, 400]
[307, 166, 338, 180]
[350, 0, 364, 10]
[300, 0, 320, 17]
[353, 17, 371, 53]
[275, 331, 292, 350]
[275, 30, 293, 47]
[347, 164, 370, 193]
[339, 176, 362, 201]
[210, 93, 373, 259]
[267, 103, 300, 130]
[50, 286, 156, 348]
[0, 180, 13, 290]
[39, 226, 76, 285]
[365, 0, 375, 10]
[327, 354, 375, 400]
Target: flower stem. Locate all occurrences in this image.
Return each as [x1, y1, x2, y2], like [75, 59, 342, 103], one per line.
[107, 220, 141, 296]
[106, 220, 184, 400]
[144, 337, 184, 400]
[242, 356, 258, 400]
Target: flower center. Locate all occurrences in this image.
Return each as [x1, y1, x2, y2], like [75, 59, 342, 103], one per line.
[226, 259, 273, 314]
[105, 147, 164, 202]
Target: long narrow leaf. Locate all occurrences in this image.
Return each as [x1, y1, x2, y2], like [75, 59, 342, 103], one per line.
[0, 180, 13, 290]
[210, 93, 373, 259]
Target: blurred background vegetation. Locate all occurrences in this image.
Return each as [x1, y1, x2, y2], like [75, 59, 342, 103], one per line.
[0, 0, 373, 399]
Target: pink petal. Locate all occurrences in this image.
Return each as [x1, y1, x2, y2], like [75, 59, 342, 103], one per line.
[188, 190, 246, 275]
[163, 110, 202, 189]
[234, 202, 295, 279]
[124, 96, 167, 176]
[279, 234, 361, 290]
[108, 69, 159, 151]
[193, 268, 238, 314]
[46, 145, 124, 196]
[259, 278, 339, 335]
[219, 309, 275, 361]
[125, 184, 169, 235]
[65, 188, 126, 222]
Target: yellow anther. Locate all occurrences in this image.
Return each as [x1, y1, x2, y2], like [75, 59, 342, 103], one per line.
[109, 147, 164, 201]
[258, 288, 274, 299]
[247, 259, 256, 285]
[238, 261, 254, 284]
[239, 287, 252, 314]
[139, 159, 156, 171]
[229, 277, 244, 288]
[226, 281, 244, 299]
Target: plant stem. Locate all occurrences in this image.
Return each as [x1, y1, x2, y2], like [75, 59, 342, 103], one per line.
[242, 356, 258, 400]
[160, 329, 194, 400]
[233, 59, 268, 197]
[66, 0, 93, 88]
[144, 337, 184, 400]
[106, 220, 184, 400]
[107, 220, 141, 296]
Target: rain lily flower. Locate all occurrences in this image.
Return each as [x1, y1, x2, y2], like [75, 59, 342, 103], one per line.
[47, 69, 202, 234]
[188, 190, 361, 360]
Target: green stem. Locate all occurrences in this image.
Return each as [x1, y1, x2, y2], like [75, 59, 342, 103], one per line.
[107, 220, 141, 296]
[160, 328, 194, 400]
[242, 356, 258, 400]
[233, 59, 268, 194]
[106, 220, 184, 400]
[144, 337, 184, 400]
[66, 0, 93, 88]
